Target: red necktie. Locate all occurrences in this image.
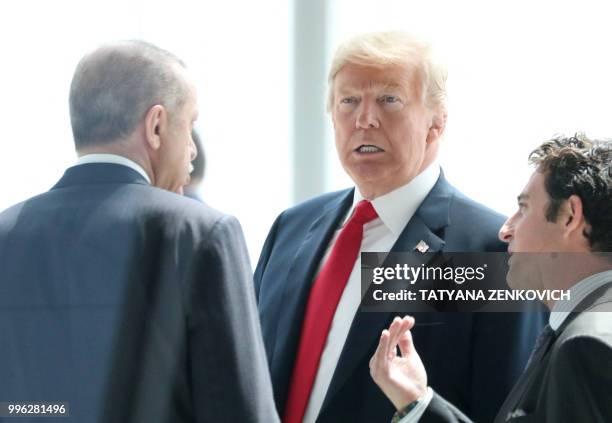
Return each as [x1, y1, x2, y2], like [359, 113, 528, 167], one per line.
[283, 200, 378, 423]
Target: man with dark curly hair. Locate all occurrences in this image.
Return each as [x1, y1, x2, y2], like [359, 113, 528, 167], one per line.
[370, 134, 612, 422]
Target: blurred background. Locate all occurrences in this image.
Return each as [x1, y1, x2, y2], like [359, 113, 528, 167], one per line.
[2, 0, 612, 262]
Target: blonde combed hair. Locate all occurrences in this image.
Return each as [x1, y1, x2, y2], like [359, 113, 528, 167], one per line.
[326, 31, 447, 112]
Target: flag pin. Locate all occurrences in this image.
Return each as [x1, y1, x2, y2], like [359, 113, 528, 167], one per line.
[414, 240, 429, 253]
[506, 409, 527, 420]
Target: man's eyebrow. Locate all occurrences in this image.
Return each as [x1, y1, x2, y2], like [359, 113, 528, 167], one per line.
[336, 86, 358, 96]
[517, 193, 529, 202]
[336, 82, 405, 94]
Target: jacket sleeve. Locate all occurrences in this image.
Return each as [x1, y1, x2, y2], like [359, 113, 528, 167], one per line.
[417, 391, 473, 423]
[188, 215, 280, 423]
[253, 212, 283, 302]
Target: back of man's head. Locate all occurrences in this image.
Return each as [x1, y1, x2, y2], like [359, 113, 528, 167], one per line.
[529, 134, 611, 252]
[69, 40, 186, 149]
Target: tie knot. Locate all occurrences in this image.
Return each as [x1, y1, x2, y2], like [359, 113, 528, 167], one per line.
[350, 200, 378, 226]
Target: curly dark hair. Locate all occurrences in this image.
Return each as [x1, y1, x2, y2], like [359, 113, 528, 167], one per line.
[528, 133, 611, 252]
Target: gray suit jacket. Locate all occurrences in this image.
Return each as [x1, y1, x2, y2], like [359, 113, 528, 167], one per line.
[0, 163, 278, 423]
[418, 281, 612, 423]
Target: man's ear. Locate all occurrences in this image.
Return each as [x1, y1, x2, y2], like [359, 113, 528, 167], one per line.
[563, 195, 586, 236]
[426, 107, 447, 144]
[144, 105, 167, 151]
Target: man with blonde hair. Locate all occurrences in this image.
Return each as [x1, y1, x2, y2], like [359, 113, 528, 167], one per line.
[255, 31, 544, 423]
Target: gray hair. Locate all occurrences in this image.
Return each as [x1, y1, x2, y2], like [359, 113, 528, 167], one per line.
[327, 31, 447, 112]
[69, 40, 187, 148]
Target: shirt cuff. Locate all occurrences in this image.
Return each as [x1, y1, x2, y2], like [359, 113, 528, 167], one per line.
[391, 387, 433, 423]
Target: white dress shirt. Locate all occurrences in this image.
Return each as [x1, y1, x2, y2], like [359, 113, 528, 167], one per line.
[302, 163, 440, 423]
[76, 153, 151, 184]
[549, 269, 612, 330]
[399, 269, 612, 423]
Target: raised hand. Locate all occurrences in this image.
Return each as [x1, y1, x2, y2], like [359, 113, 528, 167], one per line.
[369, 316, 428, 410]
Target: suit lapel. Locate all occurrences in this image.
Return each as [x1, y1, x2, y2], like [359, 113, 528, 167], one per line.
[270, 190, 353, 405]
[320, 175, 452, 416]
[495, 348, 550, 423]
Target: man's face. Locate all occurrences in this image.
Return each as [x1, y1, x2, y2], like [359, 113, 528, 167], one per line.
[331, 64, 444, 198]
[498, 171, 565, 290]
[157, 78, 199, 195]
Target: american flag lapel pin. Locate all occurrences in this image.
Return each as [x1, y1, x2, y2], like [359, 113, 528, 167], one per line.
[506, 409, 527, 420]
[414, 240, 429, 253]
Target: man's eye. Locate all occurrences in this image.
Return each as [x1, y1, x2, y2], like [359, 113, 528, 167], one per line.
[340, 97, 357, 104]
[379, 95, 400, 103]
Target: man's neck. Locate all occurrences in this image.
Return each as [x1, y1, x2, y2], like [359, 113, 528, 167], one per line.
[543, 253, 611, 309]
[77, 140, 154, 184]
[357, 161, 439, 200]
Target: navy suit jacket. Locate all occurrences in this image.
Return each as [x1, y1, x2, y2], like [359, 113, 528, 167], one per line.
[254, 173, 546, 423]
[0, 163, 278, 423]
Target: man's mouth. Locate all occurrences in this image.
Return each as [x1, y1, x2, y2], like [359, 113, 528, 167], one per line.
[355, 144, 385, 153]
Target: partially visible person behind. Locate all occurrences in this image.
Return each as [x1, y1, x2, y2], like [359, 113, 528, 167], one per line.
[184, 128, 206, 201]
[371, 134, 612, 423]
[0, 40, 277, 423]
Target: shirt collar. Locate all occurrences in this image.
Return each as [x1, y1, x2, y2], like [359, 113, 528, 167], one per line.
[76, 154, 151, 184]
[347, 162, 440, 236]
[549, 269, 612, 330]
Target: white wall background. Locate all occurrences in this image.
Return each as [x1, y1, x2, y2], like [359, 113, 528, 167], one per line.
[1, 0, 611, 261]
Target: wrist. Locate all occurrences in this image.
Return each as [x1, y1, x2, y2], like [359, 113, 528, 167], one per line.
[390, 388, 433, 423]
[392, 384, 428, 411]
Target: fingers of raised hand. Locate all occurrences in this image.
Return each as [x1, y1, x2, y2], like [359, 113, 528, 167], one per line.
[370, 329, 391, 379]
[397, 316, 416, 357]
[387, 317, 405, 358]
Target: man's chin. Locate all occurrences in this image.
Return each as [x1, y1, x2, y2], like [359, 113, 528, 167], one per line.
[505, 265, 521, 290]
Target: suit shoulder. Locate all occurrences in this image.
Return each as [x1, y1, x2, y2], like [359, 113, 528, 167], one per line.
[444, 185, 507, 251]
[278, 188, 351, 220]
[0, 190, 61, 234]
[558, 310, 612, 348]
[133, 187, 246, 240]
[0, 200, 28, 233]
[145, 186, 224, 219]
[549, 325, 612, 383]
[449, 188, 506, 227]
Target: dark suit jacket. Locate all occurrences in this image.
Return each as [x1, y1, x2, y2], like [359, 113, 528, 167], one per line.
[496, 281, 612, 423]
[421, 280, 612, 423]
[254, 173, 545, 423]
[0, 163, 278, 423]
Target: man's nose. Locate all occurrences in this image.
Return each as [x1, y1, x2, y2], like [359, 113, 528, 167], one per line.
[356, 102, 380, 129]
[498, 218, 513, 243]
[189, 138, 198, 161]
